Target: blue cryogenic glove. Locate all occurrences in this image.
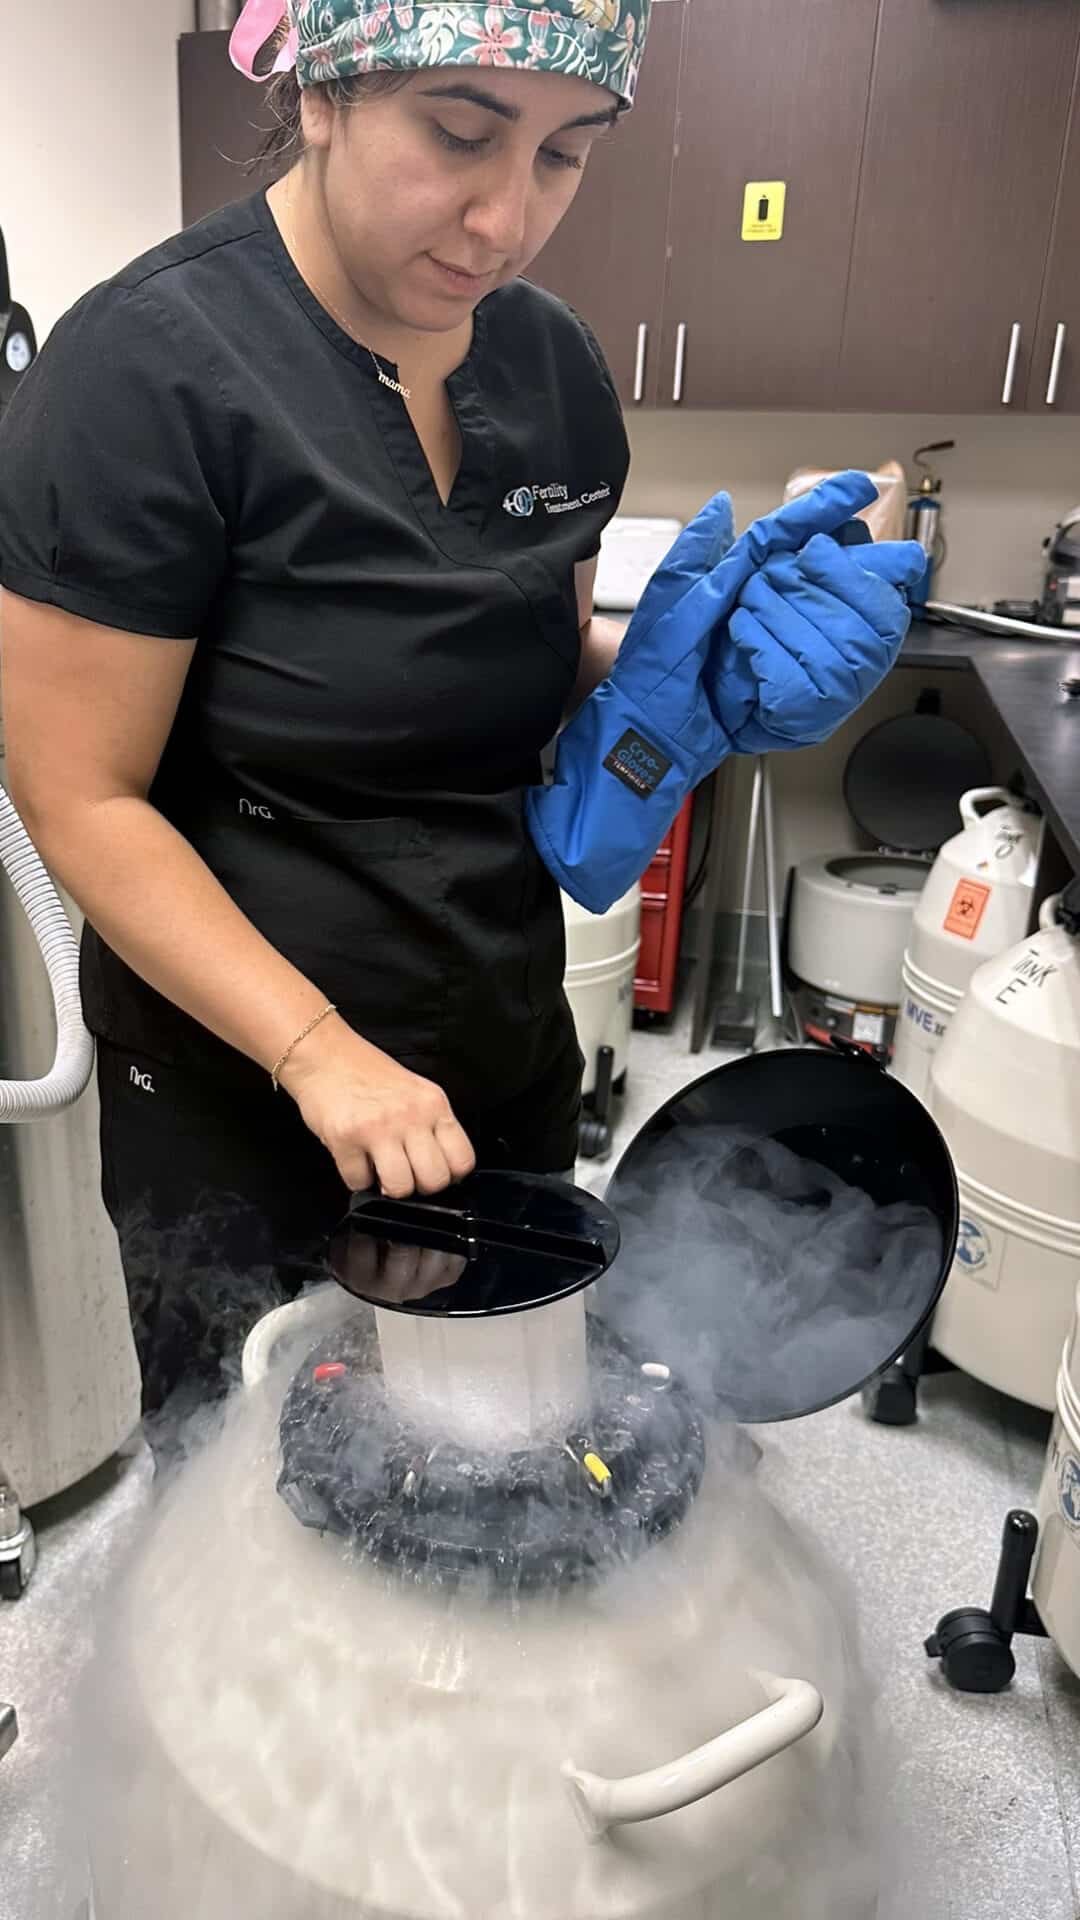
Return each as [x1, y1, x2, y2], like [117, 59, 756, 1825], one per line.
[709, 534, 928, 753]
[527, 471, 925, 914]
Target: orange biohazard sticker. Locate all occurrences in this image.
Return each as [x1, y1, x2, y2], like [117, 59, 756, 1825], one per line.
[944, 877, 992, 940]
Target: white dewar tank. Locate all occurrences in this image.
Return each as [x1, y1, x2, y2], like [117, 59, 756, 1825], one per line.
[787, 707, 992, 1062]
[0, 784, 139, 1611]
[926, 1280, 1080, 1697]
[1032, 1280, 1080, 1678]
[789, 851, 925, 1005]
[75, 1068, 958, 1920]
[84, 1338, 871, 1920]
[928, 888, 1080, 1410]
[892, 788, 1043, 1104]
[80, 1239, 876, 1918]
[563, 885, 641, 1157]
[562, 885, 640, 1096]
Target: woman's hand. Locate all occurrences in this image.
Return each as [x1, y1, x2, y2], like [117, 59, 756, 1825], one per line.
[277, 1014, 476, 1198]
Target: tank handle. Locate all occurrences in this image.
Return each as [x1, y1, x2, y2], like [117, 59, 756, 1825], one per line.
[241, 1284, 352, 1390]
[562, 1670, 824, 1840]
[0, 786, 94, 1118]
[1038, 892, 1063, 934]
[958, 787, 1012, 830]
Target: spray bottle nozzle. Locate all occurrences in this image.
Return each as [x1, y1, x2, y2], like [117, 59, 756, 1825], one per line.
[912, 439, 955, 494]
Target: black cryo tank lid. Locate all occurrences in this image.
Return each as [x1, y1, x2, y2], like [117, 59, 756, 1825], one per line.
[327, 1171, 620, 1318]
[598, 1042, 959, 1425]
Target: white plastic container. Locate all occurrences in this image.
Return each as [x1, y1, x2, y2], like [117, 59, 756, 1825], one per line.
[788, 853, 926, 1007]
[928, 893, 1080, 1409]
[788, 708, 993, 1063]
[1032, 1282, 1080, 1678]
[562, 884, 641, 1096]
[893, 789, 1042, 1103]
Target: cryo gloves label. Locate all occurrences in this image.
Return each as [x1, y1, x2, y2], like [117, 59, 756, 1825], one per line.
[603, 729, 673, 798]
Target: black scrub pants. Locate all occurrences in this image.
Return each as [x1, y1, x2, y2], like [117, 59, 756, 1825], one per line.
[97, 1032, 584, 1419]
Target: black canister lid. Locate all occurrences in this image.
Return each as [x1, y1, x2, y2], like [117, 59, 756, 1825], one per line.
[844, 713, 992, 853]
[328, 1172, 620, 1318]
[599, 1045, 958, 1425]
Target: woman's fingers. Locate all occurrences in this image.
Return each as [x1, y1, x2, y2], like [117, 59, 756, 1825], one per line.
[434, 1113, 477, 1183]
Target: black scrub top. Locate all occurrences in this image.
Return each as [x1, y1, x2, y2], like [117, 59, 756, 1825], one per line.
[0, 191, 629, 1114]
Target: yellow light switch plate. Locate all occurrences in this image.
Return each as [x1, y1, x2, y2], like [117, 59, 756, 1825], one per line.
[741, 181, 786, 241]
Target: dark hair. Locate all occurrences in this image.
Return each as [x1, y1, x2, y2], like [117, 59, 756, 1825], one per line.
[255, 66, 412, 169]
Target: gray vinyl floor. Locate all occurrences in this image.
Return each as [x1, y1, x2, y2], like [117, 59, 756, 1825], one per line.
[2, 1001, 1077, 1919]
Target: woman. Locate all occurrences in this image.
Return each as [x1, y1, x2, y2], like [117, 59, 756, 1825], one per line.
[0, 0, 919, 1416]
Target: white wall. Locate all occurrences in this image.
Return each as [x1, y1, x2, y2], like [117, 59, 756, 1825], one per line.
[0, 0, 193, 341]
[624, 410, 1079, 607]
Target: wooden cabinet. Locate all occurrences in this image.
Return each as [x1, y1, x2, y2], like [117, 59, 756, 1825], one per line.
[1030, 53, 1080, 414]
[526, 0, 683, 407]
[837, 0, 1080, 413]
[179, 31, 280, 228]
[178, 3, 1080, 414]
[659, 0, 880, 410]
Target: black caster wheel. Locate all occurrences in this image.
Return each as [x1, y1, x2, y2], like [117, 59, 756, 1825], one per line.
[578, 1117, 611, 1160]
[925, 1511, 1048, 1693]
[0, 1561, 26, 1602]
[863, 1365, 919, 1426]
[925, 1610, 1017, 1694]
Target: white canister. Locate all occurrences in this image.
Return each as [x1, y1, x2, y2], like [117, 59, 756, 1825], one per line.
[929, 894, 1080, 1408]
[892, 955, 961, 1105]
[892, 788, 1042, 1102]
[562, 885, 641, 1096]
[1033, 1283, 1080, 1677]
[787, 853, 927, 1007]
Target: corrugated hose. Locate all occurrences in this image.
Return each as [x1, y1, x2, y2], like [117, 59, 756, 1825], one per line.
[0, 784, 93, 1118]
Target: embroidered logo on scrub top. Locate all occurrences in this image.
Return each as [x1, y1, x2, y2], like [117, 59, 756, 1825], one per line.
[603, 728, 673, 799]
[502, 481, 612, 519]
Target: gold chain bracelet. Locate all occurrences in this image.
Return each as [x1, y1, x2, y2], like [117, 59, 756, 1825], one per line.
[270, 1004, 337, 1092]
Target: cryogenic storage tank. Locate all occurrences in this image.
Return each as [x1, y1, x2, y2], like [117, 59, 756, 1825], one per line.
[1032, 1280, 1080, 1678]
[892, 788, 1042, 1104]
[929, 887, 1080, 1409]
[81, 1051, 957, 1920]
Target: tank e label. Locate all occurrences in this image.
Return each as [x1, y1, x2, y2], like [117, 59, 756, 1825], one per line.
[943, 877, 991, 939]
[995, 948, 1058, 1005]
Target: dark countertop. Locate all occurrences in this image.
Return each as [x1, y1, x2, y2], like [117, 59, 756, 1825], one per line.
[900, 618, 1080, 871]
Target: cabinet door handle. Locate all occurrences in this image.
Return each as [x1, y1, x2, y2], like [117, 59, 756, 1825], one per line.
[1046, 322, 1066, 406]
[672, 323, 687, 404]
[1001, 322, 1021, 405]
[633, 323, 648, 404]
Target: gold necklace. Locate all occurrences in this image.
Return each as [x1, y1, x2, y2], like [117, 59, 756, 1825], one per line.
[283, 182, 413, 402]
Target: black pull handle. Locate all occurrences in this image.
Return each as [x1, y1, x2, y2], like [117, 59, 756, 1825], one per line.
[347, 1192, 607, 1271]
[990, 1509, 1040, 1638]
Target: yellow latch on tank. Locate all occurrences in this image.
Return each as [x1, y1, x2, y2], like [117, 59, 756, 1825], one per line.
[582, 1452, 613, 1497]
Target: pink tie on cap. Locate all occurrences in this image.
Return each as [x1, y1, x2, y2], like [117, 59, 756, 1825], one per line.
[229, 0, 298, 79]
